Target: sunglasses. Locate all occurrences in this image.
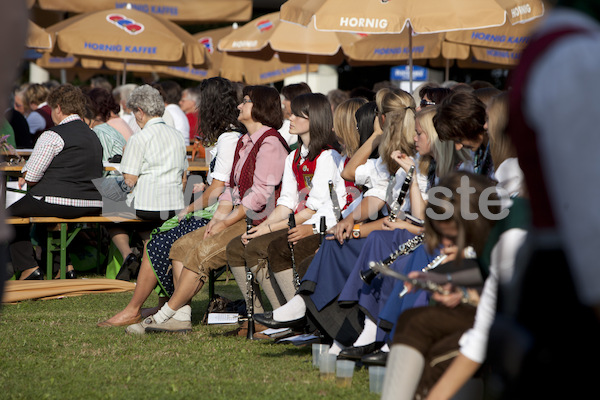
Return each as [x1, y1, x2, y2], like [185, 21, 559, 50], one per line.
[420, 99, 436, 107]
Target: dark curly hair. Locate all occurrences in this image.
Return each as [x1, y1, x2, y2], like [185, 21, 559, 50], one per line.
[198, 77, 245, 146]
[85, 87, 120, 122]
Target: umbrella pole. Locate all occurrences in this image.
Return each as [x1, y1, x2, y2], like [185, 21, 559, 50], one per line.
[445, 58, 450, 82]
[122, 60, 127, 86]
[409, 25, 413, 94]
[306, 54, 309, 84]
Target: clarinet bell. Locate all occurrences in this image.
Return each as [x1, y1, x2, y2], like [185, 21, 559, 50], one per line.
[360, 262, 379, 284]
[246, 317, 256, 340]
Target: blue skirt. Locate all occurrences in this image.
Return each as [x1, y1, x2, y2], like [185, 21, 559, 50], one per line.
[338, 229, 417, 308]
[300, 238, 366, 311]
[147, 217, 209, 297]
[378, 245, 441, 340]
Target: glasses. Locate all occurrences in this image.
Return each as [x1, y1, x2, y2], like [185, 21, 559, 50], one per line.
[241, 99, 253, 104]
[420, 99, 436, 108]
[291, 113, 308, 119]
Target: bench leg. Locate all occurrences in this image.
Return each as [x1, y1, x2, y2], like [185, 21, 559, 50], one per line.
[46, 229, 53, 280]
[60, 223, 67, 280]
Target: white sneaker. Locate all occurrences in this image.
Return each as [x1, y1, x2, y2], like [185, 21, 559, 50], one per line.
[125, 317, 154, 335]
[143, 315, 192, 334]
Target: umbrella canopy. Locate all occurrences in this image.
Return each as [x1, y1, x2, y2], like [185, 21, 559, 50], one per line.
[280, 0, 545, 34]
[218, 12, 345, 65]
[46, 8, 207, 67]
[27, 20, 52, 50]
[28, 0, 252, 24]
[219, 12, 444, 66]
[203, 26, 319, 84]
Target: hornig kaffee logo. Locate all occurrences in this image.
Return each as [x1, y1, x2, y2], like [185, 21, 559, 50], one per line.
[106, 14, 145, 35]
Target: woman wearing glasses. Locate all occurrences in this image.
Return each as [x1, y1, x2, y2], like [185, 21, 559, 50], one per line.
[227, 93, 347, 320]
[118, 85, 290, 334]
[417, 86, 452, 112]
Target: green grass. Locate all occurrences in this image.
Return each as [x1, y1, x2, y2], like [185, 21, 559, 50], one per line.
[0, 277, 376, 399]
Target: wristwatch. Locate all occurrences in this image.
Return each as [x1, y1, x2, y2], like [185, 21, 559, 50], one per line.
[312, 224, 319, 235]
[352, 224, 361, 239]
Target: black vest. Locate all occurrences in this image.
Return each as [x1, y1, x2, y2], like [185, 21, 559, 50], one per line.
[29, 119, 103, 201]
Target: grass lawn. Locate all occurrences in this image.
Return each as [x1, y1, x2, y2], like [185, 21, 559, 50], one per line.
[0, 276, 378, 400]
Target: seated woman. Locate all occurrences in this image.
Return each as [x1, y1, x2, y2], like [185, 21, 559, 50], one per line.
[84, 87, 127, 164]
[125, 85, 289, 334]
[108, 85, 188, 281]
[7, 84, 103, 280]
[381, 171, 529, 400]
[98, 77, 243, 327]
[334, 105, 470, 358]
[254, 88, 426, 336]
[226, 93, 346, 316]
[264, 97, 367, 301]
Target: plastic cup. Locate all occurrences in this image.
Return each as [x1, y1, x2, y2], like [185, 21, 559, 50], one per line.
[312, 343, 330, 367]
[336, 359, 355, 387]
[319, 353, 337, 381]
[369, 366, 386, 393]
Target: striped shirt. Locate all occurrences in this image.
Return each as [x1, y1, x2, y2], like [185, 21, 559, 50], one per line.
[120, 117, 187, 211]
[22, 114, 103, 208]
[93, 122, 127, 162]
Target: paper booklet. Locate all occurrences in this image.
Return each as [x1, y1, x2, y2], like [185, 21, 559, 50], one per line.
[206, 313, 239, 325]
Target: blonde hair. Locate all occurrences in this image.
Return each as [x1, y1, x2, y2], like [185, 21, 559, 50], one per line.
[376, 88, 416, 173]
[416, 106, 471, 179]
[487, 91, 517, 168]
[333, 97, 366, 157]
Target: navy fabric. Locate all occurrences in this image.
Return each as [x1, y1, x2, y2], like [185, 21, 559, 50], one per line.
[379, 245, 439, 340]
[302, 237, 366, 311]
[147, 217, 209, 297]
[338, 229, 417, 306]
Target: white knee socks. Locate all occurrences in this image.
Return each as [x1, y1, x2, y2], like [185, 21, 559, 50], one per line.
[230, 265, 265, 314]
[353, 317, 377, 347]
[272, 294, 306, 322]
[273, 269, 297, 302]
[252, 264, 284, 310]
[381, 344, 425, 400]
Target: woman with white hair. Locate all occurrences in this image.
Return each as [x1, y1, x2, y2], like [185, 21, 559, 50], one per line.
[109, 84, 188, 281]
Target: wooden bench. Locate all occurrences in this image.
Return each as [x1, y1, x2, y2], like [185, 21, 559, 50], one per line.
[6, 215, 224, 299]
[6, 214, 145, 279]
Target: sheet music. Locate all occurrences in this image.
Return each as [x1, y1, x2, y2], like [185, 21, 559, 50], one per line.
[206, 313, 239, 325]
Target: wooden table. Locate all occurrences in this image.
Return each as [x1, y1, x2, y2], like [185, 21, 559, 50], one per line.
[0, 158, 209, 173]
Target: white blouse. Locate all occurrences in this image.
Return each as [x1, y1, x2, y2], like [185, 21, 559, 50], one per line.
[276, 146, 347, 229]
[207, 131, 243, 185]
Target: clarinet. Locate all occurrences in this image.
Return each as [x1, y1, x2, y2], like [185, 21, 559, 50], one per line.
[319, 215, 327, 245]
[360, 233, 425, 284]
[369, 262, 478, 307]
[244, 216, 256, 340]
[288, 213, 301, 289]
[328, 180, 341, 222]
[388, 165, 414, 222]
[421, 254, 448, 272]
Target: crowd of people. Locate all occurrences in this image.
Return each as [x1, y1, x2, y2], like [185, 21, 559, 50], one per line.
[3, 69, 522, 398]
[5, 2, 600, 392]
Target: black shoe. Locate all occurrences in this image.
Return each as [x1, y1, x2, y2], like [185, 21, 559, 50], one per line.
[24, 268, 43, 280]
[361, 349, 388, 366]
[253, 311, 307, 330]
[115, 252, 140, 281]
[338, 341, 385, 360]
[65, 270, 77, 279]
